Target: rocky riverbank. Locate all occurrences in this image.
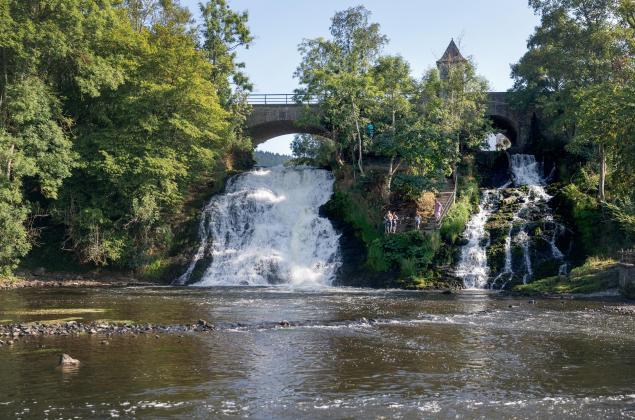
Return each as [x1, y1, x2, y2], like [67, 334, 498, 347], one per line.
[0, 271, 153, 290]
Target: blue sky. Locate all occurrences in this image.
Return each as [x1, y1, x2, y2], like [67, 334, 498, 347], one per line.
[181, 0, 540, 154]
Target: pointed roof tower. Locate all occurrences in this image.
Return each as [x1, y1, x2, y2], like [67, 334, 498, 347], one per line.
[436, 39, 468, 79]
[437, 39, 467, 67]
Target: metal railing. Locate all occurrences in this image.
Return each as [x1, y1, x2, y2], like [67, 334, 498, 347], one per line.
[247, 93, 319, 105]
[619, 249, 635, 265]
[248, 92, 506, 107]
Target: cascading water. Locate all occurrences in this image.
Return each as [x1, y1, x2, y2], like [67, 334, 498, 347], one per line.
[454, 190, 500, 289]
[457, 154, 567, 289]
[176, 166, 341, 287]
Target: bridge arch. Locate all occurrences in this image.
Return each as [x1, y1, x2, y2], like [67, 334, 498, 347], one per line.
[247, 93, 529, 151]
[489, 114, 518, 144]
[248, 120, 328, 146]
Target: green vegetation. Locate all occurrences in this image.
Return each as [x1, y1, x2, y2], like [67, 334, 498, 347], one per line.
[440, 178, 479, 244]
[294, 6, 490, 198]
[293, 6, 490, 287]
[511, 0, 634, 262]
[513, 257, 619, 295]
[0, 0, 254, 276]
[253, 151, 291, 167]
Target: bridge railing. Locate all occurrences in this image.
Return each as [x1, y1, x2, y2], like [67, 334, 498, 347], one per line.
[247, 93, 319, 105]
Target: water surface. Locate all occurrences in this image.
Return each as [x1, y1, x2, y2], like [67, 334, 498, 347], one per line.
[0, 287, 633, 418]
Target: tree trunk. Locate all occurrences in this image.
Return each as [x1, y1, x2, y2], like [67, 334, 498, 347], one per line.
[351, 100, 364, 176]
[452, 141, 459, 205]
[384, 155, 402, 200]
[6, 143, 14, 180]
[598, 143, 606, 201]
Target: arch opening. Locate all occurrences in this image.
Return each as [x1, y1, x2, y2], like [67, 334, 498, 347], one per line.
[248, 120, 327, 148]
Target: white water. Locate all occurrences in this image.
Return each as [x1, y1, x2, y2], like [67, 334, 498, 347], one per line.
[177, 166, 341, 287]
[455, 190, 500, 289]
[457, 154, 566, 289]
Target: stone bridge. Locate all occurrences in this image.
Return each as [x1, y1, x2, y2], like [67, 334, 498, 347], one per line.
[246, 93, 529, 151]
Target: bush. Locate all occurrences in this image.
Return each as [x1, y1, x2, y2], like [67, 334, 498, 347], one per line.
[558, 184, 631, 257]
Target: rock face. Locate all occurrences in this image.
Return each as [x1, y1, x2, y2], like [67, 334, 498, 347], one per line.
[484, 186, 571, 288]
[457, 155, 572, 289]
[58, 353, 80, 367]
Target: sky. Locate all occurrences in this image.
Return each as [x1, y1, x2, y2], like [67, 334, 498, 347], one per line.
[181, 0, 540, 154]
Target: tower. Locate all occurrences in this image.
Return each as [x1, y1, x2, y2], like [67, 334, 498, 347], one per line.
[436, 39, 468, 80]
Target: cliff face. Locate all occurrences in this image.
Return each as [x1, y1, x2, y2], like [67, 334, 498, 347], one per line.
[484, 186, 572, 288]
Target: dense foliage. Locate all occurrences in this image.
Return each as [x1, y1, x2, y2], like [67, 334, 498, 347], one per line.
[0, 0, 253, 274]
[511, 0, 635, 256]
[293, 6, 490, 282]
[253, 150, 291, 167]
[295, 6, 490, 199]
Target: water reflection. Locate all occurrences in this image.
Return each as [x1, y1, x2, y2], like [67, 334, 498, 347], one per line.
[0, 287, 633, 418]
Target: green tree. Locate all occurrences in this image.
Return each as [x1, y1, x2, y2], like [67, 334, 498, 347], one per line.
[62, 6, 230, 267]
[420, 63, 489, 199]
[295, 6, 387, 176]
[511, 0, 633, 201]
[199, 0, 253, 147]
[0, 0, 135, 273]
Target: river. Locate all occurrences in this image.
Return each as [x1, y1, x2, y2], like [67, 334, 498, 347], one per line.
[1, 287, 634, 418]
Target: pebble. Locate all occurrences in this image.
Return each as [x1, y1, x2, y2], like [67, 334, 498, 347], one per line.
[0, 320, 216, 338]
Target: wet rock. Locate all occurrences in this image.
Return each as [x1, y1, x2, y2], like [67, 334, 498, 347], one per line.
[33, 267, 46, 276]
[58, 353, 80, 367]
[441, 289, 453, 295]
[100, 340, 109, 345]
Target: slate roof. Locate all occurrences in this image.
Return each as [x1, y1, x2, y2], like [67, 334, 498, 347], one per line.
[436, 39, 467, 66]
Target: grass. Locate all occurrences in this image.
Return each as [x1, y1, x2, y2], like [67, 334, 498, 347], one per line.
[513, 257, 619, 295]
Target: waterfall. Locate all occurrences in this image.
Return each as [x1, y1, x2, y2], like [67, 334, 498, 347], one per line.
[176, 166, 341, 287]
[455, 190, 500, 289]
[457, 154, 566, 289]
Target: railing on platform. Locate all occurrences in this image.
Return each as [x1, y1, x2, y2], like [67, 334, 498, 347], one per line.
[249, 92, 505, 106]
[436, 191, 455, 226]
[247, 93, 319, 105]
[619, 249, 635, 265]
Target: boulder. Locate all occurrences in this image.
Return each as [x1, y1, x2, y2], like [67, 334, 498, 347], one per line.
[58, 353, 80, 367]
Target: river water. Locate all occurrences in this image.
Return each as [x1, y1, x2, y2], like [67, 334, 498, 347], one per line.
[1, 287, 634, 418]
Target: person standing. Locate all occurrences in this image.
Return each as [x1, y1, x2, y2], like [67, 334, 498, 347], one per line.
[434, 197, 443, 222]
[391, 212, 399, 233]
[384, 211, 391, 234]
[414, 213, 422, 230]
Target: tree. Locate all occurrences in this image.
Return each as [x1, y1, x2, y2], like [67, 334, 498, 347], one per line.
[199, 0, 253, 147]
[370, 56, 414, 195]
[295, 6, 387, 176]
[0, 0, 135, 273]
[61, 5, 231, 267]
[511, 0, 633, 200]
[420, 62, 489, 199]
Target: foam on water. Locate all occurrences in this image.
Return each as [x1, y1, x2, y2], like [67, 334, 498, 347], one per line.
[176, 166, 341, 287]
[457, 154, 566, 288]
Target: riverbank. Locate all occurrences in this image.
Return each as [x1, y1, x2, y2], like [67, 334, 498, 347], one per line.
[0, 271, 152, 290]
[511, 257, 623, 296]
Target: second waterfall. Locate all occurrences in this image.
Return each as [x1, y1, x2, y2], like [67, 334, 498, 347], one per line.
[456, 154, 567, 289]
[176, 166, 341, 287]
